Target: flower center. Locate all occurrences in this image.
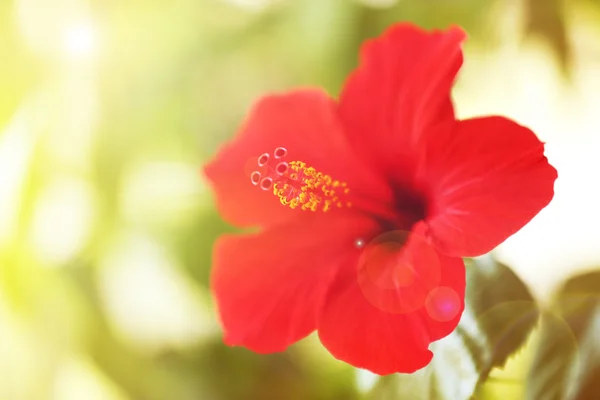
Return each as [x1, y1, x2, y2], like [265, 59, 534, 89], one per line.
[249, 147, 352, 212]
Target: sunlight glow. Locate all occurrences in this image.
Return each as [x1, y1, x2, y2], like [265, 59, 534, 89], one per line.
[0, 297, 42, 400]
[430, 332, 479, 398]
[62, 22, 98, 60]
[52, 357, 128, 400]
[0, 110, 35, 245]
[29, 179, 96, 264]
[357, 0, 398, 8]
[120, 162, 206, 226]
[355, 369, 379, 393]
[98, 234, 216, 352]
[16, 0, 99, 62]
[222, 0, 274, 12]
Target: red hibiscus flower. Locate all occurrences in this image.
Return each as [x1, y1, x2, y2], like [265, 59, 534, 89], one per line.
[203, 23, 557, 375]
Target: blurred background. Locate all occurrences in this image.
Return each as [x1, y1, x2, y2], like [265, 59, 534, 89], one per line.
[1, 0, 600, 399]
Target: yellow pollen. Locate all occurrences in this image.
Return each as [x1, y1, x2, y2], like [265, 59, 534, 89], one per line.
[272, 161, 351, 212]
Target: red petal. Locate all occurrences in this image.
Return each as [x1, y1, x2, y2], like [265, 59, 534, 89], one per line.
[339, 23, 466, 178]
[203, 89, 390, 228]
[317, 223, 465, 374]
[212, 212, 379, 353]
[422, 117, 557, 257]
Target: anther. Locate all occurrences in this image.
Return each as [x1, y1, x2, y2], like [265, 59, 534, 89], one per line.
[259, 177, 273, 191]
[250, 171, 261, 186]
[273, 160, 350, 212]
[273, 147, 287, 159]
[257, 153, 270, 167]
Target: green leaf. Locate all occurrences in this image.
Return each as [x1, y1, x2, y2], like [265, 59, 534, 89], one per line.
[527, 270, 600, 400]
[367, 257, 539, 400]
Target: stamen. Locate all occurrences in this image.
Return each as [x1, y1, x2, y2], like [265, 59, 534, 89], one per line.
[257, 153, 270, 167]
[250, 171, 261, 186]
[248, 147, 351, 212]
[259, 177, 273, 191]
[275, 162, 289, 175]
[273, 147, 287, 159]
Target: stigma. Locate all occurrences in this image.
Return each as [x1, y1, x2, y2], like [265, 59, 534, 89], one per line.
[249, 147, 351, 212]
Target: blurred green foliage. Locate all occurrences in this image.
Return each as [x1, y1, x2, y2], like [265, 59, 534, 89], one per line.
[367, 258, 539, 400]
[527, 271, 600, 400]
[1, 0, 600, 399]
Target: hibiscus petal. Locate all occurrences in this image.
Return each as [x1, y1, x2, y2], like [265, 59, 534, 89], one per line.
[422, 116, 558, 257]
[212, 212, 379, 353]
[317, 224, 465, 375]
[204, 89, 389, 228]
[339, 23, 466, 177]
